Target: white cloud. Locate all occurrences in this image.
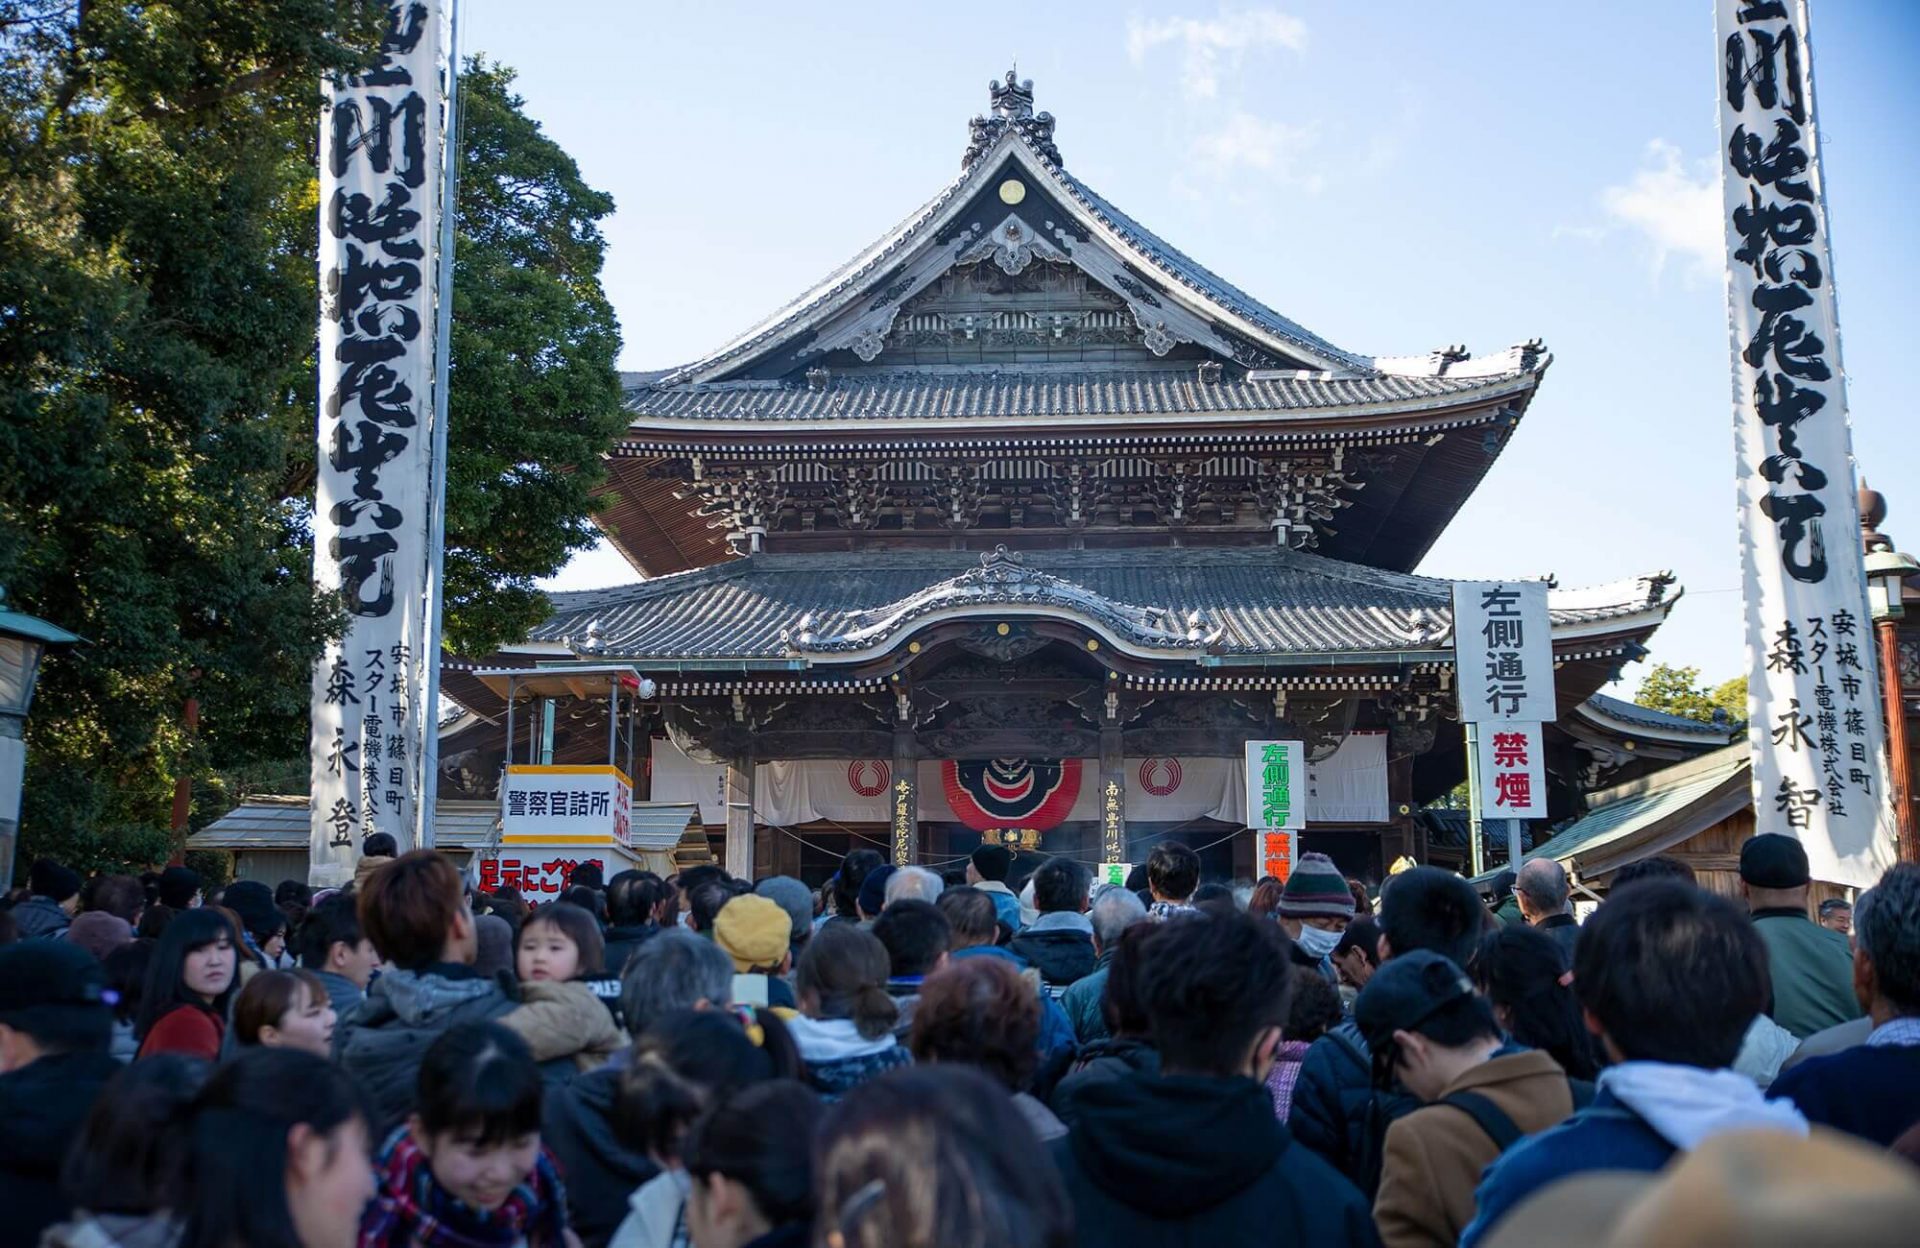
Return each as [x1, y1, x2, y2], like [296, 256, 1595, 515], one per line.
[1192, 111, 1322, 190]
[1597, 139, 1722, 278]
[1126, 8, 1308, 100]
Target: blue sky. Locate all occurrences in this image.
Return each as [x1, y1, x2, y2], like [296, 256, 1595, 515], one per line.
[469, 1, 1920, 695]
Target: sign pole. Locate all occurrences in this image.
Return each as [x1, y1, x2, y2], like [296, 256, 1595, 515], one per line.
[418, 0, 462, 851]
[1504, 817, 1523, 871]
[1464, 722, 1485, 877]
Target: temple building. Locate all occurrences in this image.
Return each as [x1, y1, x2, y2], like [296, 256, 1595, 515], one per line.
[437, 73, 1698, 885]
[202, 74, 1723, 886]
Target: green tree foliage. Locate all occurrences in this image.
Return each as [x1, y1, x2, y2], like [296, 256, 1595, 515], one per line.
[0, 7, 622, 871]
[437, 60, 625, 656]
[1634, 663, 1748, 725]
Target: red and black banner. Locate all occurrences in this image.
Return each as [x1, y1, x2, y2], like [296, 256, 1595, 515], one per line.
[941, 758, 1083, 831]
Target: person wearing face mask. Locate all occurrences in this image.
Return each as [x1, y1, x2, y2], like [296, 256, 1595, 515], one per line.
[1273, 853, 1355, 984]
[360, 1022, 581, 1247]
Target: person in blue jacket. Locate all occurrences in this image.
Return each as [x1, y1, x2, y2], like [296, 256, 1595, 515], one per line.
[1460, 880, 1808, 1247]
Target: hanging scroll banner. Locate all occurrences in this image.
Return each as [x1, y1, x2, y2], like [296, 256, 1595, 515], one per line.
[1716, 0, 1894, 887]
[309, 1, 451, 886]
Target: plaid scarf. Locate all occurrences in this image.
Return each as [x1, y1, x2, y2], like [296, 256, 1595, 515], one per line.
[359, 1126, 570, 1248]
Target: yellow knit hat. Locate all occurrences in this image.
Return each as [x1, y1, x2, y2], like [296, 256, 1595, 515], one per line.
[713, 893, 792, 972]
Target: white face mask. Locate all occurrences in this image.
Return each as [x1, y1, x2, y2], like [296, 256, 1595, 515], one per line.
[1294, 923, 1342, 959]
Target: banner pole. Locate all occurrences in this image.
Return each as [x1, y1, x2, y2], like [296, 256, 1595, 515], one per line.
[1465, 722, 1485, 877]
[418, 0, 462, 851]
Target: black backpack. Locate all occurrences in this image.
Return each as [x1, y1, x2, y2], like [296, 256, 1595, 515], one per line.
[1436, 1076, 1596, 1152]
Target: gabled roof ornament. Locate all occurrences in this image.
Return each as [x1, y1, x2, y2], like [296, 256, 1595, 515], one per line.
[963, 69, 1062, 170]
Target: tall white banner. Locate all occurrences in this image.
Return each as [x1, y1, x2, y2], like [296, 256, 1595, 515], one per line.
[1717, 0, 1894, 887]
[310, 2, 450, 886]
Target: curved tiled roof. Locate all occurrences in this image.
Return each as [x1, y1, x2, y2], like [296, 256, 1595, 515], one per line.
[1060, 176, 1366, 371]
[621, 367, 1535, 427]
[529, 548, 1674, 664]
[646, 114, 1524, 386]
[1579, 692, 1739, 737]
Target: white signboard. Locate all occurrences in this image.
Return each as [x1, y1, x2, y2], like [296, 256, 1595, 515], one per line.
[1474, 721, 1547, 819]
[308, 1, 450, 885]
[1092, 862, 1133, 894]
[504, 766, 633, 848]
[1245, 740, 1308, 831]
[1717, 0, 1895, 887]
[1453, 582, 1555, 724]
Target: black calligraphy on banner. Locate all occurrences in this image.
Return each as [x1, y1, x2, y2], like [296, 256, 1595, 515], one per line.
[310, 1, 445, 884]
[1718, 0, 1893, 885]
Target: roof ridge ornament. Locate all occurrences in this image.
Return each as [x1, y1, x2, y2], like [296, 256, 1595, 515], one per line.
[964, 70, 1062, 170]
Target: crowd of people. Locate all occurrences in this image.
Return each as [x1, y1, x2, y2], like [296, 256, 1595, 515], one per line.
[2, 830, 1920, 1247]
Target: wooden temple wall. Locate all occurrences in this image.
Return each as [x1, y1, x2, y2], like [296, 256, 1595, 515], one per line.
[1591, 805, 1852, 909]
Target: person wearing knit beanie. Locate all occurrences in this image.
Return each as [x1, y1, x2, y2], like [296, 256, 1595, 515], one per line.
[1276, 852, 1355, 967]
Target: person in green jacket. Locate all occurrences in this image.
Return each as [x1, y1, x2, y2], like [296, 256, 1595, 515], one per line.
[1489, 869, 1525, 927]
[1740, 833, 1861, 1039]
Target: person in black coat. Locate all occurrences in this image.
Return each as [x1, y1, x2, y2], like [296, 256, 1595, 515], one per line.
[1009, 858, 1097, 995]
[602, 870, 664, 977]
[0, 940, 123, 1245]
[1288, 866, 1483, 1196]
[1052, 912, 1379, 1247]
[544, 929, 738, 1247]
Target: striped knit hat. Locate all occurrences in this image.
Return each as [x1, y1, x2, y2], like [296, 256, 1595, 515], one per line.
[1278, 852, 1356, 919]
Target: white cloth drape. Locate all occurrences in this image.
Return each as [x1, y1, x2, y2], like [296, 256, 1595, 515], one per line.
[649, 730, 1388, 826]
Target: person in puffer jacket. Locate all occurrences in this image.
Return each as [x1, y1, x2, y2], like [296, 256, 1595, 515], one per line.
[1009, 858, 1097, 997]
[786, 925, 911, 1100]
[333, 852, 516, 1131]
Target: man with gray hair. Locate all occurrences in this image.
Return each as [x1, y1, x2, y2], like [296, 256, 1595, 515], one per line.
[755, 875, 815, 963]
[1059, 883, 1149, 1043]
[884, 865, 945, 908]
[543, 928, 736, 1245]
[1515, 857, 1579, 957]
[1770, 863, 1920, 1146]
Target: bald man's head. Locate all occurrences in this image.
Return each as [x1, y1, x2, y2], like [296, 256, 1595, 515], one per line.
[1516, 857, 1570, 922]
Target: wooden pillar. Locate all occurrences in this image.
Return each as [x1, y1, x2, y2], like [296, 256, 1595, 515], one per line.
[725, 750, 755, 879]
[1878, 617, 1918, 862]
[1100, 723, 1126, 864]
[1384, 744, 1417, 869]
[891, 727, 918, 866]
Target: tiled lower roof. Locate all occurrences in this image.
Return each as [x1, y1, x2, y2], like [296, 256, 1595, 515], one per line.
[1473, 745, 1752, 885]
[1580, 692, 1738, 737]
[622, 367, 1530, 426]
[531, 548, 1672, 663]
